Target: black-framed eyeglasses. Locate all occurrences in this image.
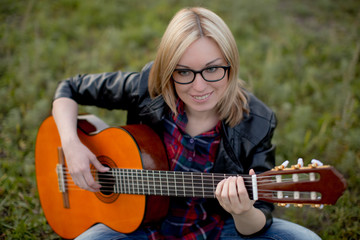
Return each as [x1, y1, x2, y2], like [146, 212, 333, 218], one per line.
[172, 65, 231, 85]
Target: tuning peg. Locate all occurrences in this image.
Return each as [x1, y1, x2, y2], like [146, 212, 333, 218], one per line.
[294, 203, 304, 208]
[310, 159, 324, 167]
[291, 158, 304, 169]
[297, 158, 304, 167]
[275, 160, 289, 170]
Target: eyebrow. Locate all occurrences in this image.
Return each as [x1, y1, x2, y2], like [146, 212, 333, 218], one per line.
[176, 58, 223, 69]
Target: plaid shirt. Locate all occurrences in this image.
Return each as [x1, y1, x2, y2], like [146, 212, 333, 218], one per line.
[145, 100, 224, 239]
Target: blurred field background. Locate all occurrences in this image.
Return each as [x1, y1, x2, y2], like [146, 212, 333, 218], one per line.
[0, 0, 359, 239]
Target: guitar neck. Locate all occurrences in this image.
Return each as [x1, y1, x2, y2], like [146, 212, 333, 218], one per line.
[104, 168, 252, 199]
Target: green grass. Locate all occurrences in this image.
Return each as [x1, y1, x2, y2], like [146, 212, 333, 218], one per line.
[1, 0, 359, 239]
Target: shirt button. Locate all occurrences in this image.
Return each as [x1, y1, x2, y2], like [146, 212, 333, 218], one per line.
[188, 157, 193, 161]
[189, 138, 195, 144]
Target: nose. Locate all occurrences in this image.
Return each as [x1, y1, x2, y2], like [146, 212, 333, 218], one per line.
[191, 72, 207, 91]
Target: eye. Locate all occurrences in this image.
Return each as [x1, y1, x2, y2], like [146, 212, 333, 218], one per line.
[175, 70, 191, 77]
[204, 67, 219, 73]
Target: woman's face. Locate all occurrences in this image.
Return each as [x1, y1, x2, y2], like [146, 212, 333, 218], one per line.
[174, 37, 228, 118]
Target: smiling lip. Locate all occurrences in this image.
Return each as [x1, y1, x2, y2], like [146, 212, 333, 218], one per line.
[192, 92, 212, 101]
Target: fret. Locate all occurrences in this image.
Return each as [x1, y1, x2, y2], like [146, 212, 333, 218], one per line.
[138, 169, 143, 194]
[118, 169, 122, 194]
[125, 169, 129, 194]
[152, 170, 156, 195]
[182, 172, 185, 197]
[161, 171, 168, 196]
[173, 172, 184, 196]
[121, 169, 124, 194]
[166, 171, 175, 196]
[201, 173, 204, 198]
[117, 169, 121, 194]
[165, 171, 171, 196]
[111, 169, 115, 193]
[130, 169, 134, 194]
[140, 169, 144, 195]
[202, 173, 216, 198]
[132, 169, 136, 194]
[127, 169, 131, 194]
[122, 169, 126, 194]
[212, 173, 215, 197]
[116, 169, 120, 194]
[157, 170, 162, 195]
[121, 169, 125, 194]
[126, 169, 129, 194]
[136, 169, 140, 195]
[120, 169, 123, 194]
[145, 170, 149, 195]
[173, 171, 177, 196]
[191, 172, 205, 198]
[158, 172, 163, 196]
[112, 169, 118, 193]
[191, 172, 195, 197]
[146, 170, 151, 195]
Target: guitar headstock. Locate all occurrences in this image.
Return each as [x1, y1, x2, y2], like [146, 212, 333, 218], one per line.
[257, 163, 347, 207]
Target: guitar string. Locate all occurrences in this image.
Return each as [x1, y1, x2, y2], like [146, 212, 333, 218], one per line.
[56, 173, 322, 200]
[59, 180, 299, 195]
[58, 167, 317, 196]
[61, 168, 309, 182]
[59, 170, 312, 186]
[60, 172, 305, 186]
[57, 179, 284, 195]
[56, 183, 316, 202]
[59, 173, 315, 197]
[60, 166, 275, 179]
[57, 176, 319, 200]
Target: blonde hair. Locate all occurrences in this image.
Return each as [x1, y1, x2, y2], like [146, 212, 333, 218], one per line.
[148, 7, 249, 127]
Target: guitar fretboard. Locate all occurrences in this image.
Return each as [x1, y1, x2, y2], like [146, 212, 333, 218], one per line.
[108, 168, 253, 199]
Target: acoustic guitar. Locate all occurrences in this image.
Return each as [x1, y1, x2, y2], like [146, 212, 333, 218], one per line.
[35, 115, 347, 239]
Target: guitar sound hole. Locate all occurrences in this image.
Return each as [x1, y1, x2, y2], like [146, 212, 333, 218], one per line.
[98, 166, 115, 196]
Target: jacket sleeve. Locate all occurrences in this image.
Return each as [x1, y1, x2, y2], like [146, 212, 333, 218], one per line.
[53, 62, 153, 111]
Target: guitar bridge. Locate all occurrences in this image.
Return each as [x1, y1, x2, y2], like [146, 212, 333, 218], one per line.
[56, 147, 70, 209]
[56, 164, 66, 193]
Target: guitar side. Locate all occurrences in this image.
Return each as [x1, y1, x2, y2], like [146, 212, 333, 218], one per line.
[35, 116, 169, 239]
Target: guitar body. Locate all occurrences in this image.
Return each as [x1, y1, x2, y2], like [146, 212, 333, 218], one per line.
[35, 115, 169, 239]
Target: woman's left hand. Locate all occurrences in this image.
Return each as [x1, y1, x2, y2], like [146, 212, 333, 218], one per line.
[215, 169, 256, 215]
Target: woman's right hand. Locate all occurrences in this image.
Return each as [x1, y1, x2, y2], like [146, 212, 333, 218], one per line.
[62, 140, 109, 192]
[52, 97, 109, 192]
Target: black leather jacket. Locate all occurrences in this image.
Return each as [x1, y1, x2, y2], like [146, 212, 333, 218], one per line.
[54, 62, 276, 234]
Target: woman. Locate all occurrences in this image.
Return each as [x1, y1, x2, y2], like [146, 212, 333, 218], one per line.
[52, 7, 321, 240]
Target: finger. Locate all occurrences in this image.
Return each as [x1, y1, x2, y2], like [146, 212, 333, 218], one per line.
[70, 163, 101, 192]
[228, 177, 240, 205]
[236, 177, 255, 207]
[89, 156, 110, 173]
[72, 174, 85, 189]
[215, 178, 226, 198]
[217, 178, 232, 208]
[220, 178, 231, 200]
[249, 169, 255, 175]
[83, 169, 101, 192]
[236, 176, 248, 199]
